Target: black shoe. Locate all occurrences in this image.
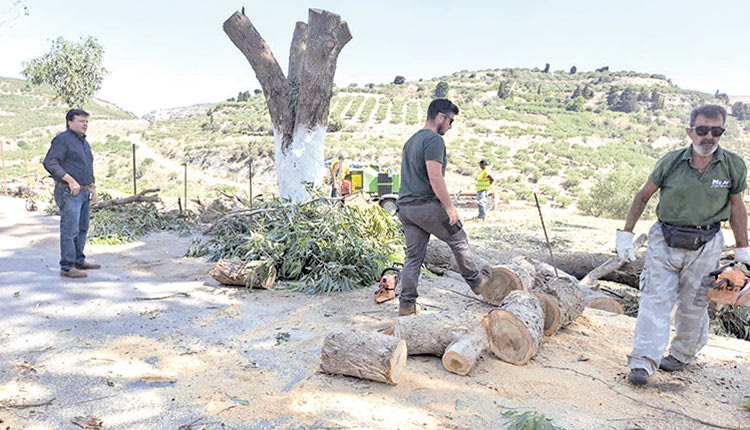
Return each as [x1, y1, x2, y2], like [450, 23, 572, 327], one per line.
[659, 355, 687, 372]
[628, 368, 649, 386]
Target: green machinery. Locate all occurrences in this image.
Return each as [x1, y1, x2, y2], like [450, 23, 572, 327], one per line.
[346, 165, 400, 213]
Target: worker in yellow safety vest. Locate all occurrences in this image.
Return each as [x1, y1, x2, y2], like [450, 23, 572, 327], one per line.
[330, 151, 350, 198]
[475, 159, 494, 219]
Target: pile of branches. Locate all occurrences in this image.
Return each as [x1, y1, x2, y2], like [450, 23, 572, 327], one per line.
[88, 200, 194, 245]
[187, 195, 405, 294]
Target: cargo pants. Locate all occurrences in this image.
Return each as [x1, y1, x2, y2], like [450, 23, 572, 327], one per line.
[397, 200, 483, 304]
[627, 222, 724, 375]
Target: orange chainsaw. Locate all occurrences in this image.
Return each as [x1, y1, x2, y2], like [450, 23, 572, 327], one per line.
[373, 263, 402, 304]
[695, 263, 750, 306]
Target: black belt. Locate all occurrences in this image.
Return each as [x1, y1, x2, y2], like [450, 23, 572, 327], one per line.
[660, 221, 720, 231]
[56, 182, 95, 190]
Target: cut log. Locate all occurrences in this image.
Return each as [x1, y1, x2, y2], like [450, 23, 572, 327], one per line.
[534, 278, 585, 328]
[481, 259, 535, 306]
[320, 329, 407, 385]
[484, 291, 544, 365]
[580, 286, 624, 314]
[442, 323, 488, 376]
[521, 255, 578, 289]
[532, 292, 561, 336]
[211, 259, 276, 289]
[393, 314, 469, 356]
[91, 188, 161, 210]
[543, 253, 644, 289]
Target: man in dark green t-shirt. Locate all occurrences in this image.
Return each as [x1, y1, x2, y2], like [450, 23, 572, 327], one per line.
[396, 99, 493, 316]
[617, 105, 750, 386]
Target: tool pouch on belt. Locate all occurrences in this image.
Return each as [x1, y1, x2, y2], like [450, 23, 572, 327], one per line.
[660, 222, 719, 251]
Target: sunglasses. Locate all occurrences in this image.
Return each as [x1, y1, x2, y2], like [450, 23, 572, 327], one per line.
[693, 126, 725, 137]
[441, 113, 454, 125]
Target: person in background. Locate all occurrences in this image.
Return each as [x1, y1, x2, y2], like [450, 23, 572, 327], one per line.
[330, 150, 349, 198]
[475, 159, 494, 219]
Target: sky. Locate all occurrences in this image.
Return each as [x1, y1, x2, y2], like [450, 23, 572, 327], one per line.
[1, 0, 749, 116]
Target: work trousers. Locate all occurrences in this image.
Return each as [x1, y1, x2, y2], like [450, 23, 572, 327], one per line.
[397, 201, 482, 304]
[54, 183, 91, 271]
[627, 222, 723, 375]
[477, 189, 488, 219]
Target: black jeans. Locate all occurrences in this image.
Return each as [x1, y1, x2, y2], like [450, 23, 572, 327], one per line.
[397, 201, 482, 304]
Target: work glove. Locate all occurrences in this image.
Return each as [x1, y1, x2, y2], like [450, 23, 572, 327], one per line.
[616, 230, 636, 261]
[734, 247, 750, 266]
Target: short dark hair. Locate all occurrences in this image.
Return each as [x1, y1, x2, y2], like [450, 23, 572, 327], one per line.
[689, 105, 726, 127]
[427, 98, 459, 120]
[65, 109, 89, 125]
[479, 159, 489, 167]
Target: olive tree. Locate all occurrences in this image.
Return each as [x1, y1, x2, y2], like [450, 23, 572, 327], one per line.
[21, 36, 108, 107]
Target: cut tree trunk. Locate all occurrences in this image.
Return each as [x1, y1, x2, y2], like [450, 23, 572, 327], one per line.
[480, 258, 535, 306]
[91, 188, 161, 210]
[319, 329, 407, 385]
[442, 323, 488, 376]
[393, 314, 469, 356]
[544, 253, 644, 289]
[579, 234, 647, 288]
[484, 290, 544, 365]
[533, 277, 585, 328]
[224, 9, 351, 202]
[211, 259, 276, 289]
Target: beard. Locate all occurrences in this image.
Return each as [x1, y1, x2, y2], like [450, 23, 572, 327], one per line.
[693, 139, 718, 156]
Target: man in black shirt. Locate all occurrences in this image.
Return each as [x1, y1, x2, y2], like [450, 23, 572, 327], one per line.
[43, 109, 100, 278]
[396, 99, 492, 315]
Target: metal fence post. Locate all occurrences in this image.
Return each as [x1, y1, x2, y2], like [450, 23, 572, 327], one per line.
[131, 143, 137, 195]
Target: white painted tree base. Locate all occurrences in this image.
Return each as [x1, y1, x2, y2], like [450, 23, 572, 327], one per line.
[274, 126, 327, 202]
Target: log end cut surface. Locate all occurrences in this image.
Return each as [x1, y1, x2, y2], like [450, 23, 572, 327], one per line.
[484, 310, 537, 365]
[587, 298, 625, 314]
[481, 267, 523, 305]
[533, 292, 561, 336]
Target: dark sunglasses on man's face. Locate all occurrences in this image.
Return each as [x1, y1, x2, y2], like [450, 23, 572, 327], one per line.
[441, 113, 454, 125]
[693, 126, 725, 137]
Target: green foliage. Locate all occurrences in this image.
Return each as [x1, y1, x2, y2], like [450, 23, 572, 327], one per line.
[502, 410, 562, 430]
[188, 195, 405, 294]
[566, 96, 585, 112]
[21, 36, 108, 107]
[434, 81, 449, 98]
[713, 306, 750, 341]
[578, 168, 653, 219]
[740, 400, 750, 411]
[393, 75, 406, 85]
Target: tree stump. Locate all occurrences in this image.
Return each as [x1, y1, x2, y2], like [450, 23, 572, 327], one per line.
[393, 314, 469, 356]
[211, 259, 276, 289]
[484, 291, 544, 365]
[442, 323, 489, 376]
[320, 329, 407, 385]
[534, 277, 585, 328]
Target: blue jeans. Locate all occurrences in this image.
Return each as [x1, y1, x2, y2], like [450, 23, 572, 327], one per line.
[477, 189, 488, 219]
[54, 183, 90, 270]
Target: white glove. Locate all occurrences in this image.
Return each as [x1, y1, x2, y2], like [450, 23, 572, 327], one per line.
[616, 230, 636, 261]
[734, 247, 750, 266]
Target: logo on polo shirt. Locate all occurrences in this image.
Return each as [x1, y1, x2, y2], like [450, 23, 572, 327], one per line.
[711, 179, 730, 188]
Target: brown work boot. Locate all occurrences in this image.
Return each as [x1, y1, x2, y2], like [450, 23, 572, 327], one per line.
[472, 265, 494, 295]
[398, 301, 418, 316]
[75, 261, 101, 270]
[60, 268, 88, 278]
[659, 355, 687, 372]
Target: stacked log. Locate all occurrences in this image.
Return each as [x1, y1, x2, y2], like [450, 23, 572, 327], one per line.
[320, 329, 407, 385]
[393, 314, 469, 356]
[211, 259, 276, 289]
[533, 277, 586, 329]
[484, 291, 545, 365]
[480, 259, 535, 305]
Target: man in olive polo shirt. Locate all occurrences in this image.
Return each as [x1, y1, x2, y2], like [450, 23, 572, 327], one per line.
[616, 105, 750, 386]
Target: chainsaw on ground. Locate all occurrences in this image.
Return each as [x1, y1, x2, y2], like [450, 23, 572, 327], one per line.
[695, 262, 750, 306]
[373, 263, 403, 304]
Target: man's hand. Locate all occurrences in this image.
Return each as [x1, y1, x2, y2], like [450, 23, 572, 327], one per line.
[616, 230, 636, 261]
[734, 247, 750, 266]
[66, 178, 81, 196]
[445, 204, 459, 225]
[90, 184, 98, 203]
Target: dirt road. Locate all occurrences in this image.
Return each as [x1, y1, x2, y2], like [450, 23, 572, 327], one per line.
[1, 196, 748, 429]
